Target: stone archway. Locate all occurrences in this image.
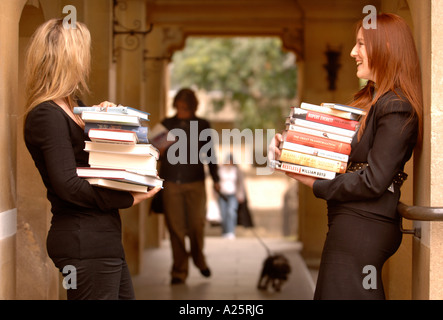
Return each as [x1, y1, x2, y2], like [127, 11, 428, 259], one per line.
[15, 1, 62, 300]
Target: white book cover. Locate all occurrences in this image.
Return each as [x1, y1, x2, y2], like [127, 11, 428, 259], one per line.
[321, 103, 366, 116]
[86, 178, 151, 193]
[288, 124, 353, 144]
[270, 160, 336, 180]
[281, 141, 349, 162]
[81, 111, 141, 126]
[77, 167, 161, 187]
[84, 141, 159, 160]
[289, 118, 356, 138]
[300, 102, 360, 120]
[88, 151, 158, 174]
[88, 128, 138, 145]
[74, 106, 150, 121]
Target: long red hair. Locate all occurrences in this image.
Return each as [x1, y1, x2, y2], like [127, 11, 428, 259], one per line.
[350, 13, 423, 143]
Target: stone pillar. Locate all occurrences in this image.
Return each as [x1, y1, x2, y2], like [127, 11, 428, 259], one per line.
[296, 1, 362, 267]
[142, 25, 185, 248]
[0, 0, 32, 300]
[83, 0, 113, 105]
[114, 0, 148, 275]
[408, 0, 443, 300]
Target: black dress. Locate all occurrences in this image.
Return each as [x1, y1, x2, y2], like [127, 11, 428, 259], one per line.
[312, 90, 418, 299]
[24, 101, 134, 260]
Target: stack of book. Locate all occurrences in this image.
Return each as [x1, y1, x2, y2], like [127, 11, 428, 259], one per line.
[271, 102, 366, 180]
[74, 105, 164, 192]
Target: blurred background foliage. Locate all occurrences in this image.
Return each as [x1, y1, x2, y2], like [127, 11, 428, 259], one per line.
[170, 37, 298, 131]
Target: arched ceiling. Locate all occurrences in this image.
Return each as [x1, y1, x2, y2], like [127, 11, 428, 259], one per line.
[143, 0, 381, 60]
[145, 0, 305, 58]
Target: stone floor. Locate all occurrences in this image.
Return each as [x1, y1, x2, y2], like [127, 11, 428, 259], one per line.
[132, 235, 316, 301]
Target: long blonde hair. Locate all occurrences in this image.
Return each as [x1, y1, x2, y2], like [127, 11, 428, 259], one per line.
[24, 18, 91, 117]
[350, 13, 423, 143]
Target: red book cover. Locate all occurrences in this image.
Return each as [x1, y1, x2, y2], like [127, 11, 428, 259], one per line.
[291, 107, 360, 131]
[284, 130, 352, 155]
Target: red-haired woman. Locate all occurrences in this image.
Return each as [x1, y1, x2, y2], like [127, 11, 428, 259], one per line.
[271, 13, 423, 299]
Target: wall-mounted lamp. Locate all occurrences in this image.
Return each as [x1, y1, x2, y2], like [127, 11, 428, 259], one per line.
[323, 45, 342, 91]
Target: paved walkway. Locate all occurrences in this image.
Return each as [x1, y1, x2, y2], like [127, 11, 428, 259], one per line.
[132, 235, 316, 300]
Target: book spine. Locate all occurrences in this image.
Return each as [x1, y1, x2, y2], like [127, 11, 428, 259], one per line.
[289, 118, 356, 138]
[291, 108, 360, 131]
[124, 107, 150, 120]
[74, 106, 130, 114]
[74, 106, 150, 120]
[84, 123, 148, 143]
[81, 112, 141, 126]
[300, 102, 358, 120]
[288, 124, 353, 144]
[88, 129, 138, 144]
[279, 149, 347, 173]
[84, 141, 159, 159]
[271, 160, 336, 180]
[281, 141, 349, 162]
[321, 103, 366, 116]
[284, 130, 351, 155]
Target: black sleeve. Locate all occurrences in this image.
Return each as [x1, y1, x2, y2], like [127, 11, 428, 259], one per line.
[26, 105, 134, 212]
[313, 100, 417, 202]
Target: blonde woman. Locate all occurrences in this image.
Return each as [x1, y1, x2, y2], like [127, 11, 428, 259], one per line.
[23, 19, 159, 300]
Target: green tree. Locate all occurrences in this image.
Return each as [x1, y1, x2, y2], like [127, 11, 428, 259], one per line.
[170, 37, 297, 131]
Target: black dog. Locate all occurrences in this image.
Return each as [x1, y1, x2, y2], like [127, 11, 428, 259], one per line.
[257, 253, 291, 292]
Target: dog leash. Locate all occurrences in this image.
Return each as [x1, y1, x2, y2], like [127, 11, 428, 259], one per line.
[250, 227, 272, 256]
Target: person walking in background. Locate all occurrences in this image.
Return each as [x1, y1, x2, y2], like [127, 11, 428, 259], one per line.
[217, 153, 246, 239]
[23, 19, 160, 300]
[270, 13, 422, 299]
[159, 88, 220, 285]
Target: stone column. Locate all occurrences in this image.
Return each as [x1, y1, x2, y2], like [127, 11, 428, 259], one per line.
[142, 25, 185, 248]
[296, 1, 362, 267]
[0, 0, 31, 300]
[408, 0, 443, 300]
[114, 0, 148, 275]
[83, 0, 113, 105]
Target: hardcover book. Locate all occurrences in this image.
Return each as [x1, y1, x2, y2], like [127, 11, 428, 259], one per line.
[287, 124, 353, 144]
[290, 107, 360, 131]
[283, 130, 351, 155]
[88, 128, 139, 145]
[84, 141, 159, 160]
[87, 150, 158, 174]
[74, 106, 150, 121]
[84, 122, 148, 144]
[77, 167, 162, 187]
[287, 117, 357, 138]
[86, 178, 154, 193]
[278, 149, 347, 173]
[270, 160, 336, 180]
[300, 102, 361, 121]
[281, 140, 349, 162]
[81, 111, 142, 127]
[321, 103, 366, 116]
